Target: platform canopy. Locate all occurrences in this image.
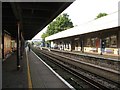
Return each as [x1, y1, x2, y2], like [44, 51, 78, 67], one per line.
[46, 11, 119, 41]
[2, 2, 73, 40]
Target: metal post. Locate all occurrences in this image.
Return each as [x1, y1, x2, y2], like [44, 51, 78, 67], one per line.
[17, 22, 20, 70]
[2, 30, 4, 60]
[20, 31, 22, 59]
[63, 42, 64, 50]
[70, 40, 73, 51]
[118, 30, 120, 55]
[0, 2, 2, 89]
[100, 39, 103, 55]
[80, 36, 84, 53]
[20, 32, 24, 59]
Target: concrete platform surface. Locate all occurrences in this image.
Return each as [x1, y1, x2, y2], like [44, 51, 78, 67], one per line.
[27, 49, 74, 89]
[2, 52, 28, 88]
[2, 48, 74, 89]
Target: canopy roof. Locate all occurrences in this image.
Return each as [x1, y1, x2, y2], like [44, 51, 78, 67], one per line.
[46, 11, 119, 41]
[2, 2, 73, 40]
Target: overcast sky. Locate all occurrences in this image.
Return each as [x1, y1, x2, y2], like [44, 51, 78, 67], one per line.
[32, 0, 120, 40]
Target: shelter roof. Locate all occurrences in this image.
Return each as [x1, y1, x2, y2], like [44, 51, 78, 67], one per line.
[45, 11, 119, 41]
[2, 2, 73, 40]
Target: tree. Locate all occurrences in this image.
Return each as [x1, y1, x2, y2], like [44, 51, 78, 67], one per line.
[41, 32, 50, 45]
[41, 13, 73, 39]
[41, 32, 49, 40]
[95, 13, 108, 19]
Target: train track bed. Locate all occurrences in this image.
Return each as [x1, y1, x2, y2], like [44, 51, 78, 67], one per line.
[48, 48, 119, 71]
[31, 48, 97, 89]
[32, 47, 120, 90]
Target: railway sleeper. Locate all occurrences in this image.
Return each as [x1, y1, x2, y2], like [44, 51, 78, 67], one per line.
[39, 51, 110, 89]
[41, 50, 120, 85]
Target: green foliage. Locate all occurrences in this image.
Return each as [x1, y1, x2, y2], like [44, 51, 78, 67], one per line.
[41, 32, 49, 39]
[95, 13, 108, 19]
[41, 13, 73, 39]
[33, 41, 41, 46]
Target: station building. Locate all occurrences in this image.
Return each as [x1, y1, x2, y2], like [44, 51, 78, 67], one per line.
[45, 11, 120, 56]
[3, 30, 17, 59]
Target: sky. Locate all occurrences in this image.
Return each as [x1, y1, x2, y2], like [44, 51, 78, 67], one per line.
[32, 0, 120, 40]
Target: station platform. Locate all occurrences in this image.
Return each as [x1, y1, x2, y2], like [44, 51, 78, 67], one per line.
[2, 52, 28, 88]
[74, 51, 119, 60]
[47, 48, 119, 61]
[2, 48, 74, 89]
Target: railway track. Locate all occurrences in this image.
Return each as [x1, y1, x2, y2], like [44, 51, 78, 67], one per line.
[41, 48, 120, 84]
[32, 47, 120, 89]
[49, 48, 119, 71]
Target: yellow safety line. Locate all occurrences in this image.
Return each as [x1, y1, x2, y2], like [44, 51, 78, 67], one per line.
[26, 49, 32, 89]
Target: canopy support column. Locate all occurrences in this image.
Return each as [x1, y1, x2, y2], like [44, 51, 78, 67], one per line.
[2, 30, 4, 60]
[17, 22, 20, 70]
[118, 30, 120, 55]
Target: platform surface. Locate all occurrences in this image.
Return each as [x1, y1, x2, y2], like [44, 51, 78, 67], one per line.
[27, 49, 72, 89]
[2, 49, 73, 89]
[49, 48, 119, 61]
[2, 52, 28, 88]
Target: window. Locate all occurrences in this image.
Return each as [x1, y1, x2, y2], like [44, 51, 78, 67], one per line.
[86, 38, 91, 47]
[110, 35, 117, 48]
[75, 42, 78, 47]
[105, 35, 117, 48]
[105, 37, 110, 48]
[91, 38, 96, 47]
